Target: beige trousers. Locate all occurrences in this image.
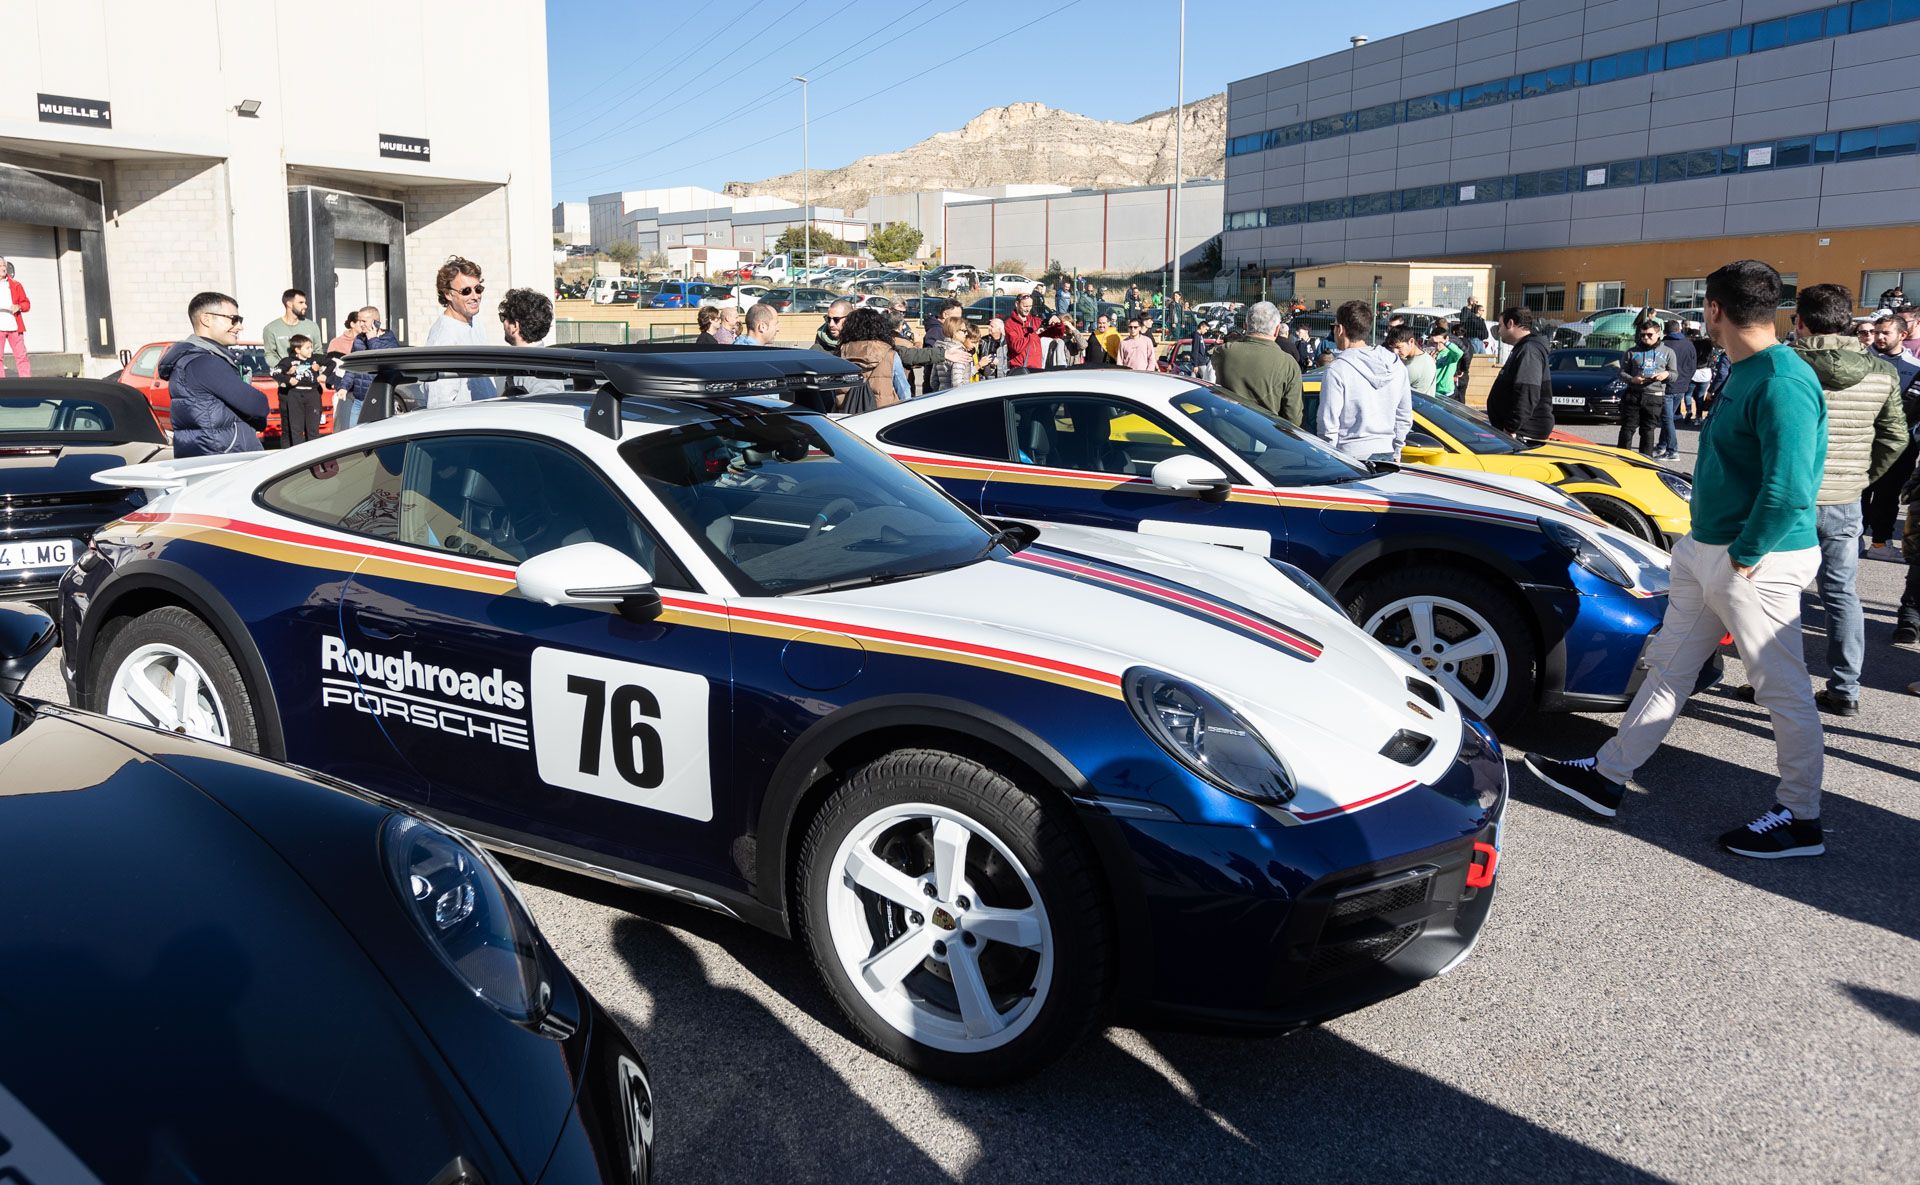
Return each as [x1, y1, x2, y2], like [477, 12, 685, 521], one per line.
[1596, 533, 1825, 817]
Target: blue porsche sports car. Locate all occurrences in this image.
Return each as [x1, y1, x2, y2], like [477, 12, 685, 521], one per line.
[0, 602, 655, 1185]
[849, 370, 1682, 729]
[63, 344, 1507, 1085]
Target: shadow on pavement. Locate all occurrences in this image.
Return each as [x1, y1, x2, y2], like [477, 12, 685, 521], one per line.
[513, 863, 1673, 1185]
[1500, 710, 1920, 944]
[1840, 984, 1920, 1038]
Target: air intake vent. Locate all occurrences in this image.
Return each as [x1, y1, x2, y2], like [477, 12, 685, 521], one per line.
[1379, 729, 1434, 766]
[1406, 676, 1443, 711]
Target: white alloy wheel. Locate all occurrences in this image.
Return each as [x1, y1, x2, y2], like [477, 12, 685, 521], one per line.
[824, 802, 1054, 1053]
[1363, 594, 1510, 720]
[106, 642, 234, 744]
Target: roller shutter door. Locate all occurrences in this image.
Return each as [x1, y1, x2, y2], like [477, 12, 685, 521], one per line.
[0, 222, 64, 352]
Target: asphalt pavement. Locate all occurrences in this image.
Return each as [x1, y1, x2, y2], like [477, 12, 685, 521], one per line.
[22, 416, 1918, 1184]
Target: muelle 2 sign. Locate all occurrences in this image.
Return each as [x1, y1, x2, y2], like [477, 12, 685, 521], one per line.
[378, 134, 430, 161]
[37, 93, 111, 128]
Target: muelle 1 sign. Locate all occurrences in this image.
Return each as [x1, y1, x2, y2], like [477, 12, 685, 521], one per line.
[378, 134, 431, 161]
[37, 93, 111, 128]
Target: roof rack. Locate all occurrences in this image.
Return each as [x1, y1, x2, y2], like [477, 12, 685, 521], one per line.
[340, 344, 863, 439]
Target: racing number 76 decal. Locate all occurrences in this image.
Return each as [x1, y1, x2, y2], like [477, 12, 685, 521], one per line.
[530, 647, 714, 822]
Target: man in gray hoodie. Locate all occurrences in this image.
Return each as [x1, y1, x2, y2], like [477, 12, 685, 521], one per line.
[1317, 299, 1412, 461]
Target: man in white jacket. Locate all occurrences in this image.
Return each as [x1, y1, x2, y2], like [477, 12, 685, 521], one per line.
[1317, 299, 1412, 461]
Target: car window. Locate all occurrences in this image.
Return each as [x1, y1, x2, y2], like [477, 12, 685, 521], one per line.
[1411, 392, 1524, 455]
[876, 399, 1012, 461]
[129, 345, 165, 378]
[0, 396, 118, 436]
[1009, 396, 1195, 476]
[623, 413, 993, 596]
[395, 435, 685, 584]
[233, 347, 271, 380]
[1168, 387, 1368, 485]
[260, 444, 407, 540]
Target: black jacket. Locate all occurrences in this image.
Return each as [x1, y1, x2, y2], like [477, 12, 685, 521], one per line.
[1486, 333, 1555, 439]
[1661, 332, 1698, 391]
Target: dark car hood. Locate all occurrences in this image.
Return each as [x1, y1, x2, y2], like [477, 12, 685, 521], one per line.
[0, 708, 529, 1184]
[0, 443, 166, 497]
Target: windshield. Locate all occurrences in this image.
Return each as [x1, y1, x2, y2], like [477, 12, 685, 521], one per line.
[1169, 386, 1369, 485]
[1412, 392, 1525, 454]
[0, 395, 124, 438]
[623, 412, 997, 595]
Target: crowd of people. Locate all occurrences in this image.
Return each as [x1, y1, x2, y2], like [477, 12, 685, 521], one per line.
[157, 256, 563, 458]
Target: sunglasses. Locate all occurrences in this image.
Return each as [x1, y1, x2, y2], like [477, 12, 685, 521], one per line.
[208, 311, 243, 326]
[452, 284, 485, 297]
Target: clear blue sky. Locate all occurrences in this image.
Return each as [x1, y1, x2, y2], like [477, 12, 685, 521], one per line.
[546, 0, 1492, 203]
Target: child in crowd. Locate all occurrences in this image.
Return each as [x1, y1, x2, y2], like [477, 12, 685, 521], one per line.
[271, 334, 324, 447]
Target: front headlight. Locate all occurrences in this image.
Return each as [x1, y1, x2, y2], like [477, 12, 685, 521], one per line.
[1125, 667, 1295, 805]
[1537, 518, 1633, 588]
[1656, 469, 1692, 502]
[1266, 558, 1350, 618]
[383, 815, 558, 1032]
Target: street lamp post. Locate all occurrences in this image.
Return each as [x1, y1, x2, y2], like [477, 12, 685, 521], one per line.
[792, 75, 811, 277]
[1171, 0, 1185, 307]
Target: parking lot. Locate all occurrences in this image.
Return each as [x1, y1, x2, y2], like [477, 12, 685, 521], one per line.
[22, 418, 1916, 1185]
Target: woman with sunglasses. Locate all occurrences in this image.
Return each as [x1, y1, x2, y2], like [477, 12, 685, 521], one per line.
[423, 254, 501, 406]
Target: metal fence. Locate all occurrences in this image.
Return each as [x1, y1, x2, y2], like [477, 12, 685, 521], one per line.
[553, 320, 630, 345]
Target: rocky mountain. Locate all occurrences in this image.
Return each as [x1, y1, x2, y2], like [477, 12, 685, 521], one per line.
[723, 94, 1225, 215]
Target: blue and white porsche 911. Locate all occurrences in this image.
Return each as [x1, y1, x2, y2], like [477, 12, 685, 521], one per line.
[62, 345, 1506, 1085]
[844, 371, 1681, 729]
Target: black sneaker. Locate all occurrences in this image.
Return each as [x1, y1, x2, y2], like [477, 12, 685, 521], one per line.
[1894, 623, 1919, 648]
[1814, 689, 1860, 717]
[1729, 684, 1756, 703]
[1719, 805, 1824, 859]
[1522, 754, 1626, 818]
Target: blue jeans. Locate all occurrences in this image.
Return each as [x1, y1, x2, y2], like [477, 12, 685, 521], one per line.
[1658, 390, 1681, 456]
[1815, 502, 1864, 700]
[1683, 379, 1706, 420]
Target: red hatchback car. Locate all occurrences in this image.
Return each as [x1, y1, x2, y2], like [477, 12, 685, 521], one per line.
[113, 340, 332, 446]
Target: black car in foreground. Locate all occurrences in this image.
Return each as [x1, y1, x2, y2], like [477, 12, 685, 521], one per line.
[1547, 348, 1631, 419]
[0, 379, 168, 606]
[0, 602, 656, 1185]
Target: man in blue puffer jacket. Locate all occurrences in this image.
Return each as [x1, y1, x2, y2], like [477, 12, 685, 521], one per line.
[160, 291, 269, 457]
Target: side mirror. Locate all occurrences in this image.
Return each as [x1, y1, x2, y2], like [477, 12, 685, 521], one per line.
[1399, 444, 1446, 464]
[0, 602, 56, 697]
[515, 543, 662, 622]
[1150, 454, 1234, 500]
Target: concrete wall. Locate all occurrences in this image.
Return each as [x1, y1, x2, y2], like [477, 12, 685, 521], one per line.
[0, 0, 550, 369]
[943, 183, 1226, 275]
[1222, 0, 1906, 270]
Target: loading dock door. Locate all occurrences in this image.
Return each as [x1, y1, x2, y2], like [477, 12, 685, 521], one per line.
[0, 222, 66, 351]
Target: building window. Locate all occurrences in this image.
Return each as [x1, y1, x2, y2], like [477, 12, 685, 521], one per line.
[1779, 274, 1799, 307]
[1579, 281, 1626, 311]
[1522, 284, 1566, 313]
[1665, 278, 1708, 308]
[1863, 269, 1920, 302]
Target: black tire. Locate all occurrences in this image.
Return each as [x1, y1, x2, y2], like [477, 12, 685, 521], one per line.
[1345, 565, 1539, 731]
[795, 748, 1111, 1085]
[1575, 492, 1662, 545]
[88, 606, 264, 752]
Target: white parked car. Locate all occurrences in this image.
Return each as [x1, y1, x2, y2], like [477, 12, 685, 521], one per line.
[986, 274, 1036, 294]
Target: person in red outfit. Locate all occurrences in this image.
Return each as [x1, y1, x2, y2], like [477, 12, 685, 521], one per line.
[1003, 293, 1067, 374]
[0, 257, 32, 377]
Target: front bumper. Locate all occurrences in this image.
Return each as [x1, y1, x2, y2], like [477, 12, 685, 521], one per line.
[1092, 720, 1508, 1032]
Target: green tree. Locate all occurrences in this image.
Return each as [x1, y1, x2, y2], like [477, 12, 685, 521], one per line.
[867, 221, 924, 263]
[606, 240, 639, 266]
[992, 259, 1030, 278]
[772, 224, 852, 258]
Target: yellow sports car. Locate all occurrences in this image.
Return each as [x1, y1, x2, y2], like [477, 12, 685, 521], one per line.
[1300, 376, 1691, 545]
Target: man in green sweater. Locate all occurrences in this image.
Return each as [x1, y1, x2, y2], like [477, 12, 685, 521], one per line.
[1213, 301, 1303, 425]
[1525, 260, 1830, 859]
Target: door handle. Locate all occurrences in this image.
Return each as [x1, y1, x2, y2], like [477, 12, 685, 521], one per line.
[355, 611, 415, 641]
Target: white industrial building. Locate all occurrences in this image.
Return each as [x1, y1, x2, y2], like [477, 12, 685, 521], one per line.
[586, 188, 867, 258]
[0, 0, 553, 377]
[553, 200, 590, 246]
[939, 181, 1225, 276]
[863, 185, 1074, 260]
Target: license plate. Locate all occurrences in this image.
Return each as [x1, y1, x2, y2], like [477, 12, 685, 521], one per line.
[1552, 396, 1585, 406]
[0, 539, 76, 570]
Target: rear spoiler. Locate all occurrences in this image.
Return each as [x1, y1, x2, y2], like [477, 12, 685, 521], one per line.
[91, 453, 258, 494]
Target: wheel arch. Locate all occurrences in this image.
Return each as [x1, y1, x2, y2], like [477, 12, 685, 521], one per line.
[755, 696, 1127, 929]
[77, 560, 287, 760]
